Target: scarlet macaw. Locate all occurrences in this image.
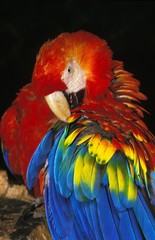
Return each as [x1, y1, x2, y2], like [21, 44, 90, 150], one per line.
[0, 82, 57, 195]
[2, 31, 155, 239]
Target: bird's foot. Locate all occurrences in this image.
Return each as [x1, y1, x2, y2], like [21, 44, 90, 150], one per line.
[24, 197, 45, 219]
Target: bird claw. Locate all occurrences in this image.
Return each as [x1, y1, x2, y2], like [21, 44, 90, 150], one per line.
[24, 197, 45, 219]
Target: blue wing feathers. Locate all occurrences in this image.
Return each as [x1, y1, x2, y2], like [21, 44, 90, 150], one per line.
[89, 197, 104, 239]
[70, 193, 95, 239]
[26, 121, 155, 239]
[45, 143, 89, 239]
[118, 210, 139, 240]
[53, 128, 69, 191]
[83, 202, 95, 238]
[127, 210, 144, 239]
[26, 129, 53, 189]
[97, 187, 120, 240]
[48, 180, 71, 238]
[58, 141, 78, 197]
[133, 190, 155, 239]
[45, 145, 73, 238]
[66, 163, 74, 191]
[45, 185, 70, 239]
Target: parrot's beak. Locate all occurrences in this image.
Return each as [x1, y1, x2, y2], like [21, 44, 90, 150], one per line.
[45, 89, 85, 122]
[45, 91, 71, 122]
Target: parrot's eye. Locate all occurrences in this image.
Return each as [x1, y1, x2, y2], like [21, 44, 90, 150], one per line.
[68, 66, 72, 74]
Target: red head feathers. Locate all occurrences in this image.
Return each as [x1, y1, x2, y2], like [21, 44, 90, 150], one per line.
[32, 31, 113, 100]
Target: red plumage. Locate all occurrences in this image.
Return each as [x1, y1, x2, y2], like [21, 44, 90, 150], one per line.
[32, 31, 113, 99]
[1, 83, 56, 195]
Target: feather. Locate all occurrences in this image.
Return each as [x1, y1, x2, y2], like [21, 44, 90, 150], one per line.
[53, 126, 68, 190]
[77, 134, 95, 145]
[150, 170, 155, 205]
[97, 187, 120, 239]
[88, 134, 102, 157]
[96, 139, 116, 164]
[118, 210, 140, 240]
[1, 145, 14, 174]
[127, 210, 144, 239]
[70, 193, 94, 239]
[67, 163, 75, 192]
[26, 129, 53, 189]
[107, 152, 137, 211]
[58, 140, 77, 197]
[88, 197, 103, 239]
[81, 152, 102, 199]
[73, 146, 87, 201]
[45, 131, 75, 239]
[64, 126, 86, 147]
[45, 182, 74, 239]
[133, 190, 155, 239]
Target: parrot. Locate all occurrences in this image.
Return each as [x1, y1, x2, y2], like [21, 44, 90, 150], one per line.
[1, 30, 155, 239]
[0, 79, 58, 196]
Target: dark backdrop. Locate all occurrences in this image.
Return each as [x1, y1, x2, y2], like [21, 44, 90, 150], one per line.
[0, 1, 155, 170]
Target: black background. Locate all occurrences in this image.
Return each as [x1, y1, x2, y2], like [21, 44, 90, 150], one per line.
[0, 1, 155, 170]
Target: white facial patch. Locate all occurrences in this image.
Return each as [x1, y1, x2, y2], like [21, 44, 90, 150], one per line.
[61, 60, 86, 93]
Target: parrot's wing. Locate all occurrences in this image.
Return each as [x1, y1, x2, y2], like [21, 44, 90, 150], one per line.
[26, 129, 54, 190]
[27, 115, 155, 239]
[1, 144, 14, 174]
